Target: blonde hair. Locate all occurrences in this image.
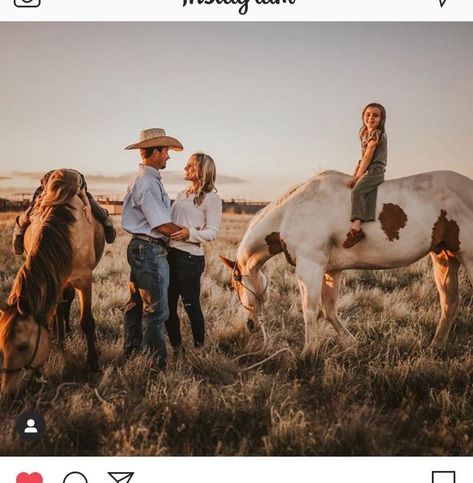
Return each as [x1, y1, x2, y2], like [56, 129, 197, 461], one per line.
[188, 152, 217, 206]
[38, 169, 82, 209]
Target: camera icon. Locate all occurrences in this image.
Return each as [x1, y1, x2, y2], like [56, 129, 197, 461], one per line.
[14, 0, 41, 7]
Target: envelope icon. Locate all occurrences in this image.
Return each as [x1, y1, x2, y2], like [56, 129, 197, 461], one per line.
[108, 473, 134, 483]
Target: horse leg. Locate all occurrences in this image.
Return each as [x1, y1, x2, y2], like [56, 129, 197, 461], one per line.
[53, 307, 65, 350]
[321, 271, 356, 348]
[62, 286, 75, 335]
[76, 282, 99, 371]
[296, 258, 324, 357]
[430, 251, 460, 350]
[457, 254, 473, 284]
[53, 287, 75, 349]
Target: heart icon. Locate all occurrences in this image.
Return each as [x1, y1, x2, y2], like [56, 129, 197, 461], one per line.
[16, 473, 43, 483]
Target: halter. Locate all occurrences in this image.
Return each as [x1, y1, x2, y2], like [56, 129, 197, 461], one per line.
[231, 264, 268, 309]
[0, 320, 43, 375]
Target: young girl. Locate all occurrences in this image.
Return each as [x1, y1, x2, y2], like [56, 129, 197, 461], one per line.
[343, 103, 387, 248]
[11, 169, 116, 255]
[165, 153, 222, 350]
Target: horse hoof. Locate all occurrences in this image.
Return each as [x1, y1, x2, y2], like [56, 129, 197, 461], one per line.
[89, 361, 101, 372]
[430, 340, 447, 352]
[301, 348, 315, 361]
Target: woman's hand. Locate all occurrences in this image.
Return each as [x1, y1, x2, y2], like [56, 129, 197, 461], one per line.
[170, 226, 190, 241]
[347, 176, 360, 188]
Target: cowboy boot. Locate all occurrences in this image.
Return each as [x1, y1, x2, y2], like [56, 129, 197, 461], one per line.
[88, 196, 116, 244]
[11, 216, 28, 255]
[342, 228, 366, 249]
[103, 214, 116, 244]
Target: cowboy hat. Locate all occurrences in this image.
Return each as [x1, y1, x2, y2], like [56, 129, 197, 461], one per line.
[125, 128, 184, 151]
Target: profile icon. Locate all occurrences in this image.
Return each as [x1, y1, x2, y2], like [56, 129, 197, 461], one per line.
[15, 411, 46, 442]
[24, 418, 38, 434]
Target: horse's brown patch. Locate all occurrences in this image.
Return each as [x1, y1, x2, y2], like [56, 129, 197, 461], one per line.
[265, 232, 283, 256]
[280, 237, 296, 266]
[430, 210, 460, 254]
[378, 203, 408, 241]
[264, 232, 296, 266]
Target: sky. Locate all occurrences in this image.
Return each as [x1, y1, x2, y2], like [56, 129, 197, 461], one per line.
[0, 23, 472, 201]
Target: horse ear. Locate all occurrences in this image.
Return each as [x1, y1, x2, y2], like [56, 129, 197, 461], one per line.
[219, 255, 237, 271]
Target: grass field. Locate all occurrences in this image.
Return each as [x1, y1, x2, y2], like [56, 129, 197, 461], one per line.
[1, 211, 473, 456]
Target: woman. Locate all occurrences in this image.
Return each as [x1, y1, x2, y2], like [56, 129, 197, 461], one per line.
[166, 152, 222, 350]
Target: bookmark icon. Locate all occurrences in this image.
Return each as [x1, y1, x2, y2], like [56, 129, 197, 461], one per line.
[108, 473, 134, 483]
[432, 471, 455, 483]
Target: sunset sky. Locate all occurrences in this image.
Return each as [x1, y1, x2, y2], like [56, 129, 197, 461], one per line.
[0, 23, 472, 201]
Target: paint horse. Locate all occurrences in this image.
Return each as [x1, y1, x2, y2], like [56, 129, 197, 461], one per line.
[222, 170, 473, 356]
[0, 169, 105, 398]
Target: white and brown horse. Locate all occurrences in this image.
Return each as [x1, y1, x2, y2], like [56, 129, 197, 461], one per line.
[222, 170, 473, 356]
[0, 169, 105, 398]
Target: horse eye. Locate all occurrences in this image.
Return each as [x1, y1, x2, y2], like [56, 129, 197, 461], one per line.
[17, 344, 29, 352]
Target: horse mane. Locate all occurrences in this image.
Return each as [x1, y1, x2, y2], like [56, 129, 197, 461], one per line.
[248, 181, 306, 229]
[248, 170, 345, 230]
[2, 170, 79, 341]
[0, 306, 20, 345]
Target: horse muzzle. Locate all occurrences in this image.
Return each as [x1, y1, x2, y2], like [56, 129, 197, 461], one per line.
[247, 318, 257, 332]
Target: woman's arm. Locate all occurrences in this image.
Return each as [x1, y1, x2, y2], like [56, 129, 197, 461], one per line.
[171, 195, 223, 243]
[188, 195, 222, 243]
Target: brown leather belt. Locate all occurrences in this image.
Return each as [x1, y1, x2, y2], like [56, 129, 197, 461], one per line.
[132, 234, 168, 248]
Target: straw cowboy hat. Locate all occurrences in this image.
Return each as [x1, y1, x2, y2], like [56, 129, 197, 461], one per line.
[125, 128, 184, 151]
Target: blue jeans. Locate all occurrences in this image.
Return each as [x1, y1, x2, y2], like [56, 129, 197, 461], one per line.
[165, 247, 206, 348]
[123, 238, 169, 368]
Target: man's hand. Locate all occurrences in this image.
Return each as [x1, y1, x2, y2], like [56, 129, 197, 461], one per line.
[347, 176, 360, 188]
[170, 226, 190, 241]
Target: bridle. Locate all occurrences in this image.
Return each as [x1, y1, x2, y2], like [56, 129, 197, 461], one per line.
[0, 320, 44, 375]
[231, 265, 268, 311]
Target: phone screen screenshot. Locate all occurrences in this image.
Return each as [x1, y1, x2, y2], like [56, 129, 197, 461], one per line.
[0, 1, 472, 482]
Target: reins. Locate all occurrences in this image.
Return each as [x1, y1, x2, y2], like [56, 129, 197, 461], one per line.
[231, 265, 268, 308]
[230, 263, 284, 367]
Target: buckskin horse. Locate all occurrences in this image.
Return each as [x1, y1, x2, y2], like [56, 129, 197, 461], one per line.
[221, 170, 473, 356]
[0, 169, 105, 398]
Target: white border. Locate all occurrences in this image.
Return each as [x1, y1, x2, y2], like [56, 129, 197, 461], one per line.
[0, 456, 467, 482]
[1, 0, 473, 476]
[0, 0, 472, 21]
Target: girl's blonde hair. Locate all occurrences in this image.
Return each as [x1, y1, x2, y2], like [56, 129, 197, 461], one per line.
[37, 169, 82, 210]
[188, 152, 217, 206]
[359, 102, 387, 139]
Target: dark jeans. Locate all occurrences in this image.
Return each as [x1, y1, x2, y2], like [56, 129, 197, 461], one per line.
[165, 247, 205, 349]
[123, 238, 169, 368]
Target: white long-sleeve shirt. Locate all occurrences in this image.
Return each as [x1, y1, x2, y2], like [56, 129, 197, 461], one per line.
[169, 190, 222, 256]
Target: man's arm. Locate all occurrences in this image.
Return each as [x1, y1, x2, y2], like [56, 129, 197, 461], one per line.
[154, 222, 181, 237]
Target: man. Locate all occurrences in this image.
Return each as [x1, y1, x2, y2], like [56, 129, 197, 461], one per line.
[122, 128, 184, 369]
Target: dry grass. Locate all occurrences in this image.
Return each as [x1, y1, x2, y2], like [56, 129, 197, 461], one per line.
[1, 211, 473, 455]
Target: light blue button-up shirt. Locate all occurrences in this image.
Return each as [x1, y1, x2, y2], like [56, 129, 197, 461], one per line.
[122, 164, 172, 239]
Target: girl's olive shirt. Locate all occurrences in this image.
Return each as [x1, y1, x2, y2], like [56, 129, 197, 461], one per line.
[361, 129, 387, 169]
